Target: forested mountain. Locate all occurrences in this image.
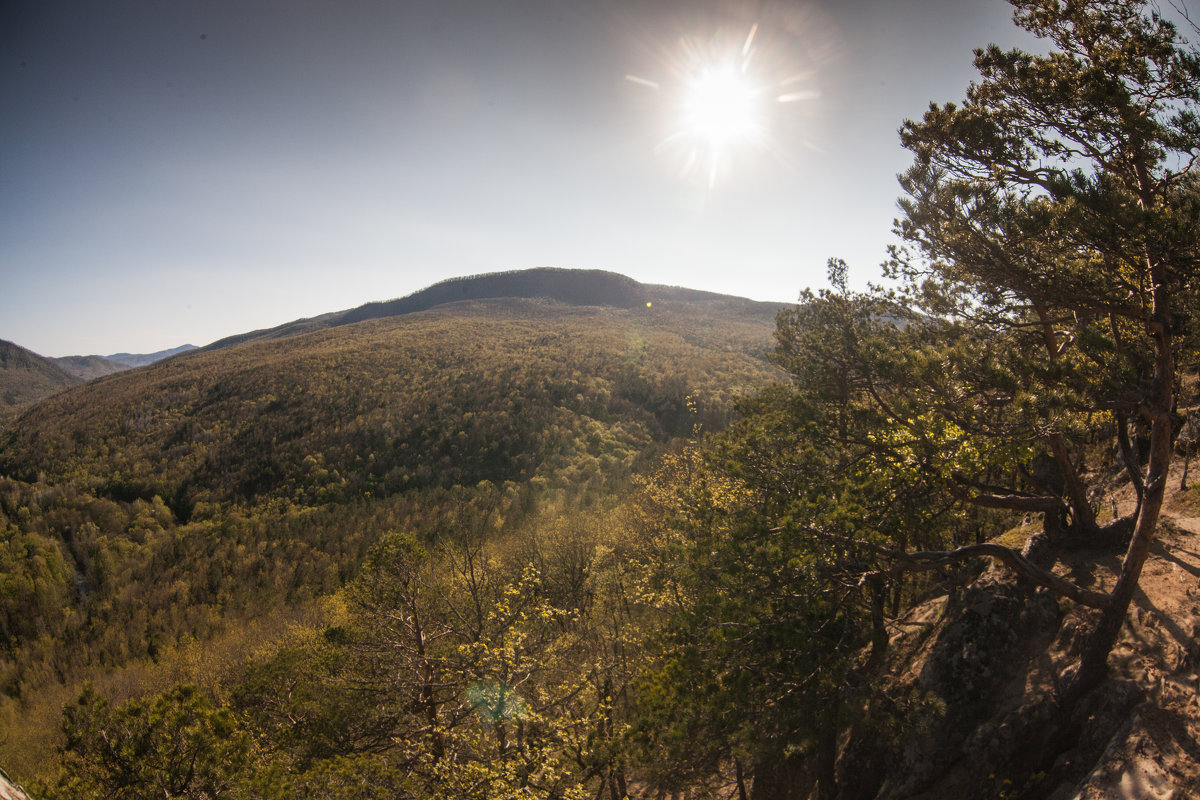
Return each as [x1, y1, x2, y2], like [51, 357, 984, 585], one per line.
[52, 346, 200, 381]
[0, 341, 80, 417]
[1, 297, 777, 510]
[197, 267, 778, 353]
[0, 291, 783, 787]
[3, 2, 1199, 798]
[1, 342, 203, 415]
[50, 355, 128, 382]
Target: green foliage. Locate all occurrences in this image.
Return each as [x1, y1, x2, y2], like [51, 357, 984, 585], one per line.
[243, 753, 419, 800]
[227, 504, 649, 799]
[46, 683, 251, 800]
[890, 0, 1200, 507]
[626, 392, 949, 793]
[0, 521, 73, 651]
[0, 297, 779, 784]
[890, 1, 1198, 704]
[0, 300, 777, 507]
[624, 0, 1200, 770]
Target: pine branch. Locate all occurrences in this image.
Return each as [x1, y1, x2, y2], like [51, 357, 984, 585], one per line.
[859, 542, 1111, 609]
[785, 525, 1112, 610]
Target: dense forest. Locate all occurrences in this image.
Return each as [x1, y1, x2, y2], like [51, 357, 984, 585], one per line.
[2, 1, 1199, 798]
[0, 342, 80, 420]
[0, 296, 783, 791]
[1, 342, 198, 419]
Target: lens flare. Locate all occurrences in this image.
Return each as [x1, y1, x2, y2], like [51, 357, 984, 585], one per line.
[626, 18, 825, 189]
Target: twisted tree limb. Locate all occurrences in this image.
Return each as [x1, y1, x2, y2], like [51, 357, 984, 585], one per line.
[858, 542, 1111, 609]
[787, 525, 1112, 610]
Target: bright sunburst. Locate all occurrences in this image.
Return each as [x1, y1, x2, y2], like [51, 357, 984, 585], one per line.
[627, 21, 820, 189]
[681, 61, 764, 152]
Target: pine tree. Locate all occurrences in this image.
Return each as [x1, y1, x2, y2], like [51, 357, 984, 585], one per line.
[891, 0, 1199, 692]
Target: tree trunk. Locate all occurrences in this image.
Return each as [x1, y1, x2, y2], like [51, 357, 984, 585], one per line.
[867, 577, 889, 670]
[1071, 270, 1174, 699]
[1072, 414, 1171, 696]
[736, 759, 750, 800]
[815, 705, 839, 800]
[1116, 410, 1146, 507]
[750, 751, 808, 800]
[1049, 434, 1097, 534]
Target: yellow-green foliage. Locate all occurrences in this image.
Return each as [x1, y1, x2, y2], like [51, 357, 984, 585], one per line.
[0, 297, 778, 788]
[1, 299, 778, 507]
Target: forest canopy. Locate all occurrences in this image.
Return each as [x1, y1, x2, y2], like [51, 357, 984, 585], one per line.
[1, 1, 1198, 798]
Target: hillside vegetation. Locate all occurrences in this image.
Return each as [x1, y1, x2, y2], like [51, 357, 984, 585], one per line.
[2, 298, 776, 509]
[48, 356, 127, 383]
[0, 342, 80, 420]
[2, 1, 1199, 798]
[0, 342, 201, 416]
[0, 295, 781, 785]
[197, 267, 776, 353]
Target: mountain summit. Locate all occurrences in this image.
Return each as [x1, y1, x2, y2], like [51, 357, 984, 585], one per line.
[199, 268, 777, 353]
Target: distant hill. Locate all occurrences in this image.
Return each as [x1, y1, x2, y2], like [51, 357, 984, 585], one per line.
[45, 345, 199, 382]
[337, 268, 647, 325]
[52, 354, 129, 381]
[198, 268, 780, 354]
[1, 341, 201, 412]
[0, 339, 81, 413]
[105, 343, 197, 368]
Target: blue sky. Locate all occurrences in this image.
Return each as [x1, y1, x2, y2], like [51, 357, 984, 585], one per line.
[2, 0, 1030, 357]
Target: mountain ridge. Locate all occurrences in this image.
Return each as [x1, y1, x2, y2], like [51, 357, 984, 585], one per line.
[1, 343, 201, 411]
[0, 340, 81, 416]
[1, 269, 777, 421]
[0, 294, 782, 509]
[195, 268, 781, 355]
[103, 344, 198, 368]
[51, 355, 128, 381]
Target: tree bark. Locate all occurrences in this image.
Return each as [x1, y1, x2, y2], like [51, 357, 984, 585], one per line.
[867, 577, 889, 670]
[1116, 410, 1145, 507]
[861, 541, 1111, 609]
[815, 705, 839, 800]
[751, 751, 808, 800]
[1049, 434, 1097, 534]
[1070, 247, 1175, 699]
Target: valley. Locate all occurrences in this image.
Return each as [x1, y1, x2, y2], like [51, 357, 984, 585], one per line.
[0, 283, 784, 792]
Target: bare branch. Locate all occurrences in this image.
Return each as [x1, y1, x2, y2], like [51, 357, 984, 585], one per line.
[947, 479, 1065, 513]
[785, 525, 1112, 610]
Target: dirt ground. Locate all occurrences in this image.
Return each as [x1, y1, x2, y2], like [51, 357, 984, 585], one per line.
[857, 466, 1200, 800]
[1053, 476, 1200, 799]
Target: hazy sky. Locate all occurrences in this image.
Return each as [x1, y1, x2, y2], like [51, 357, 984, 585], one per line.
[3, 0, 1031, 357]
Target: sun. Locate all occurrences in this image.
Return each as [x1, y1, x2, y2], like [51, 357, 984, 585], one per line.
[627, 21, 822, 189]
[681, 62, 764, 152]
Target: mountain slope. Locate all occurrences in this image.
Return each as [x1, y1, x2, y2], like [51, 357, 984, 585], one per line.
[197, 268, 780, 354]
[0, 340, 80, 414]
[828, 474, 1200, 799]
[2, 296, 779, 511]
[0, 280, 785, 783]
[51, 355, 128, 381]
[46, 346, 201, 382]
